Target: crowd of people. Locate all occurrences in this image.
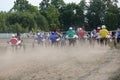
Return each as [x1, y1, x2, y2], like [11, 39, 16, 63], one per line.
[7, 25, 120, 48]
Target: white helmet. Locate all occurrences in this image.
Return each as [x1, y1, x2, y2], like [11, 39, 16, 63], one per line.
[37, 33, 40, 35]
[102, 25, 106, 29]
[69, 27, 73, 30]
[79, 28, 82, 30]
[12, 34, 15, 37]
[97, 27, 100, 29]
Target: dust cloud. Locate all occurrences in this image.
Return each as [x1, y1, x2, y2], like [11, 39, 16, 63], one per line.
[0, 42, 119, 80]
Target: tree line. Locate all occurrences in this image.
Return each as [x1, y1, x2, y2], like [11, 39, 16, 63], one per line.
[0, 0, 120, 33]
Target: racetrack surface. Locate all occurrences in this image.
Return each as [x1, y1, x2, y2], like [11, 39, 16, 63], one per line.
[0, 39, 120, 80]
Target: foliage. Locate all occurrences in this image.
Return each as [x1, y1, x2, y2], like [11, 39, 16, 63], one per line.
[60, 3, 84, 30]
[51, 0, 65, 9]
[34, 13, 49, 31]
[104, 2, 119, 30]
[0, 12, 8, 32]
[7, 12, 35, 30]
[39, 0, 51, 12]
[0, 0, 120, 33]
[40, 5, 60, 30]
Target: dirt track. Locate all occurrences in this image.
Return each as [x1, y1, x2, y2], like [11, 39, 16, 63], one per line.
[0, 40, 120, 80]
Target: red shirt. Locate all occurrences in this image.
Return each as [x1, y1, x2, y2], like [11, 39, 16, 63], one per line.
[78, 30, 85, 38]
[10, 38, 18, 45]
[96, 29, 100, 33]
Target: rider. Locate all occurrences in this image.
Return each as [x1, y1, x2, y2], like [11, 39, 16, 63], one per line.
[77, 28, 85, 39]
[9, 34, 21, 45]
[66, 27, 76, 45]
[55, 28, 62, 42]
[77, 27, 86, 43]
[66, 27, 76, 38]
[49, 32, 59, 45]
[35, 33, 43, 44]
[17, 31, 21, 40]
[96, 27, 101, 44]
[115, 27, 120, 44]
[99, 25, 109, 46]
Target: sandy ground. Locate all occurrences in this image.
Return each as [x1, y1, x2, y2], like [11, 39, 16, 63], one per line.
[0, 39, 120, 80]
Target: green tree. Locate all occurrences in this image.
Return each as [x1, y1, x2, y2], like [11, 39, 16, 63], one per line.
[0, 12, 8, 32]
[40, 5, 60, 30]
[10, 0, 39, 14]
[10, 0, 29, 12]
[39, 0, 51, 12]
[86, 0, 119, 30]
[9, 23, 29, 33]
[86, 0, 106, 29]
[51, 0, 65, 9]
[60, 3, 76, 30]
[35, 13, 49, 31]
[8, 12, 36, 31]
[118, 8, 120, 27]
[104, 0, 119, 30]
[59, 3, 85, 30]
[10, 23, 23, 32]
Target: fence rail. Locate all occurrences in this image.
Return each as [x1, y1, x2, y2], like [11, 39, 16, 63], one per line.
[0, 33, 30, 38]
[0, 30, 117, 38]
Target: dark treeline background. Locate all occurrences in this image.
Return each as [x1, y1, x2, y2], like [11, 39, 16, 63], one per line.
[0, 0, 120, 33]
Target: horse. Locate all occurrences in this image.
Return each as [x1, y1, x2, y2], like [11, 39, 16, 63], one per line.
[67, 35, 78, 46]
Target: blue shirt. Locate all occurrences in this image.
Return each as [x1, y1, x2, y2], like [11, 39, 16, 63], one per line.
[49, 33, 58, 41]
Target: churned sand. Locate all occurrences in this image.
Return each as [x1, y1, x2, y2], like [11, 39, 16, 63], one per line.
[0, 39, 120, 80]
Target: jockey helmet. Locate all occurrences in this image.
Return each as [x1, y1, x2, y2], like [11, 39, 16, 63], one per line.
[37, 33, 40, 35]
[102, 25, 106, 29]
[12, 34, 15, 37]
[69, 27, 73, 30]
[97, 27, 100, 29]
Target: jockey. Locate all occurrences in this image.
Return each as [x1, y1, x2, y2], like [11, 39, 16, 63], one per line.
[35, 33, 43, 42]
[49, 32, 59, 43]
[96, 27, 101, 44]
[66, 27, 77, 46]
[115, 27, 120, 43]
[100, 25, 109, 38]
[9, 34, 21, 45]
[99, 25, 109, 45]
[96, 27, 101, 33]
[55, 29, 62, 42]
[91, 29, 97, 39]
[77, 28, 85, 39]
[66, 27, 76, 39]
